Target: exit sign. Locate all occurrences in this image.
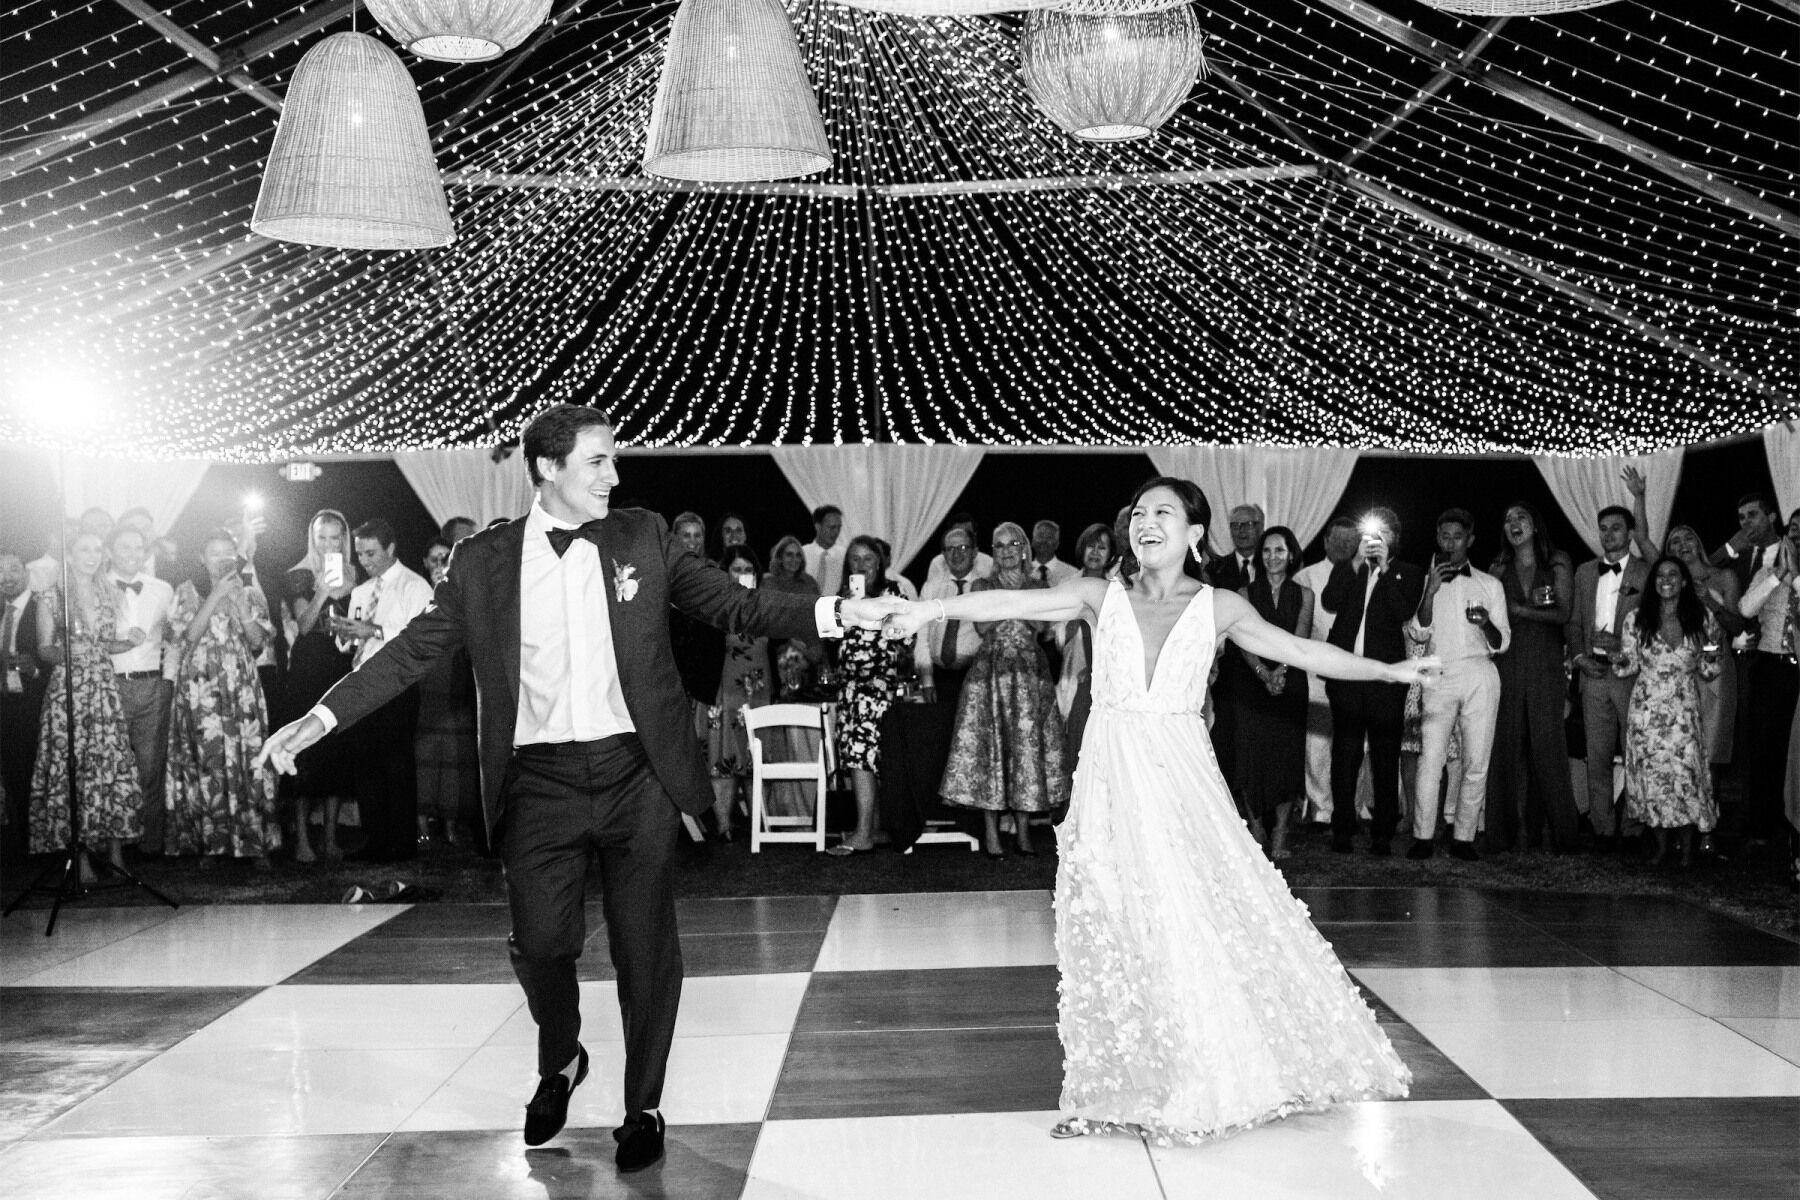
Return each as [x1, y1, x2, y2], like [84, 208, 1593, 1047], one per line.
[280, 462, 322, 483]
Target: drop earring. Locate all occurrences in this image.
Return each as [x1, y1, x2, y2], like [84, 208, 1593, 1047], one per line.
[1190, 542, 1203, 565]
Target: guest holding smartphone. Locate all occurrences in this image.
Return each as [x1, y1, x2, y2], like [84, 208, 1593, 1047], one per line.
[282, 509, 355, 861]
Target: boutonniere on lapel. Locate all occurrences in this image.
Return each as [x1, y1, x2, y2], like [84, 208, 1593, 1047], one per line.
[612, 560, 639, 603]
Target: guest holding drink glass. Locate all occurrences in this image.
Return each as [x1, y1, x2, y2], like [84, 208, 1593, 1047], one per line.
[1567, 506, 1648, 850]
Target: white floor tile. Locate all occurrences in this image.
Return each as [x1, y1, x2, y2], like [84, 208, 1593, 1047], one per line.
[399, 1033, 791, 1131]
[39, 1046, 476, 1137]
[0, 907, 182, 984]
[1411, 1015, 1800, 1098]
[1717, 1017, 1800, 1065]
[743, 1110, 1163, 1200]
[1616, 965, 1800, 1018]
[1148, 1100, 1598, 1200]
[156, 904, 402, 941]
[1353, 967, 1696, 1024]
[0, 1133, 380, 1200]
[484, 974, 809, 1046]
[176, 985, 525, 1051]
[817, 892, 1055, 971]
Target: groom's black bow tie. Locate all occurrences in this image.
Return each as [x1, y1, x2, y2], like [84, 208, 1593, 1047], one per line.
[546, 522, 604, 559]
[1442, 564, 1471, 579]
[116, 579, 143, 594]
[1599, 561, 1622, 576]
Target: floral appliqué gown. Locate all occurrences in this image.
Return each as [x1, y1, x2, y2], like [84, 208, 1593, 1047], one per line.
[1055, 581, 1410, 1143]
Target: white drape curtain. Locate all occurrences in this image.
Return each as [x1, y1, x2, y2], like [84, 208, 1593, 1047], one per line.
[1145, 445, 1362, 553]
[1533, 450, 1683, 558]
[770, 444, 987, 569]
[50, 454, 212, 535]
[1764, 424, 1800, 519]
[393, 446, 535, 530]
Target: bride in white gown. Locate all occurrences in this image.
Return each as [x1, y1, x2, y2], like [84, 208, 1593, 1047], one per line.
[883, 478, 1436, 1145]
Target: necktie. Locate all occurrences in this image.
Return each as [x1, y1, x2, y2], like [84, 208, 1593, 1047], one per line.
[1037, 564, 1049, 584]
[1241, 556, 1255, 583]
[547, 521, 604, 558]
[1599, 561, 1622, 576]
[117, 578, 143, 594]
[938, 579, 966, 669]
[1354, 564, 1379, 654]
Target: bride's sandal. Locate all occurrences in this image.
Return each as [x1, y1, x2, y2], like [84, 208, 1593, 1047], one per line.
[1050, 1117, 1128, 1139]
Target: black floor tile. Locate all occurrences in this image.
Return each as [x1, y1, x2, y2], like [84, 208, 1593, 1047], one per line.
[336, 1126, 758, 1199]
[1504, 1098, 1800, 1200]
[0, 1049, 157, 1142]
[795, 967, 1058, 1033]
[1379, 1024, 1487, 1101]
[674, 895, 837, 935]
[1530, 921, 1800, 967]
[769, 1027, 1064, 1119]
[1317, 922, 1595, 968]
[1291, 887, 1517, 924]
[287, 937, 516, 985]
[576, 930, 828, 980]
[0, 987, 258, 1051]
[1483, 890, 1721, 926]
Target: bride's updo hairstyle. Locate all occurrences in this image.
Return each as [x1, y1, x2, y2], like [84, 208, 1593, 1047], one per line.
[1125, 476, 1212, 582]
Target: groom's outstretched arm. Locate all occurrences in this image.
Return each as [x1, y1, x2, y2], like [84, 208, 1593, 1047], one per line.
[660, 516, 822, 642]
[317, 554, 472, 730]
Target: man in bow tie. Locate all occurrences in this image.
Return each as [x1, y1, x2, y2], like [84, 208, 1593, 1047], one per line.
[106, 526, 175, 856]
[1405, 509, 1509, 860]
[258, 404, 902, 1174]
[1567, 504, 1649, 848]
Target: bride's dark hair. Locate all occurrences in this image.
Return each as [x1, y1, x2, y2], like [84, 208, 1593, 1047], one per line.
[1125, 476, 1212, 582]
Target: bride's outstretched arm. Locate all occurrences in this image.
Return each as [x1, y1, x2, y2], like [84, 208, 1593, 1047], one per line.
[881, 577, 1104, 640]
[1214, 590, 1439, 686]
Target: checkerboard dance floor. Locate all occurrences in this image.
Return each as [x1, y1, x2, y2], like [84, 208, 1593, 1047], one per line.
[3, 888, 1796, 1199]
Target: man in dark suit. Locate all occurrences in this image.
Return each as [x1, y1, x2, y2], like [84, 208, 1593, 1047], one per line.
[1567, 505, 1651, 847]
[259, 405, 901, 1172]
[1206, 504, 1265, 810]
[1320, 507, 1423, 856]
[0, 549, 47, 859]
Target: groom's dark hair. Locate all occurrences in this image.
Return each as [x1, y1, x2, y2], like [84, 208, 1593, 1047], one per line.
[523, 404, 614, 486]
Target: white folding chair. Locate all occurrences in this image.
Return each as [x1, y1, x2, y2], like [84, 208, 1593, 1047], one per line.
[743, 703, 830, 853]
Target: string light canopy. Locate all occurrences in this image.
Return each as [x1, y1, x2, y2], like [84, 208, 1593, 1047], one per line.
[826, 0, 1059, 16]
[249, 31, 453, 250]
[1416, 1, 1619, 15]
[643, 0, 832, 181]
[365, 0, 555, 62]
[1021, 7, 1207, 142]
[0, 0, 1793, 458]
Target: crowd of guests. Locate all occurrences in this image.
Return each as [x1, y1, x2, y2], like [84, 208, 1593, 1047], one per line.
[2, 481, 1796, 889]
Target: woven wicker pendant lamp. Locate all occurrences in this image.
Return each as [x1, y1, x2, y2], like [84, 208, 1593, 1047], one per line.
[365, 0, 553, 62]
[1050, 0, 1193, 16]
[643, 0, 832, 182]
[1021, 7, 1206, 143]
[827, 0, 1057, 16]
[251, 32, 453, 250]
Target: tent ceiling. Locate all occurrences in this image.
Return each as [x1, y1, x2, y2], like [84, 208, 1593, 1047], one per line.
[0, 0, 1793, 458]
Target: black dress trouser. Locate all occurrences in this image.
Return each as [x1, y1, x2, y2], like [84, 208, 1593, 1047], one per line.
[501, 735, 682, 1117]
[1326, 679, 1407, 844]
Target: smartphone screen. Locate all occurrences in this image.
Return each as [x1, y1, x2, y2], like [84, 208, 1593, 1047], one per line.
[848, 574, 865, 599]
[322, 552, 344, 589]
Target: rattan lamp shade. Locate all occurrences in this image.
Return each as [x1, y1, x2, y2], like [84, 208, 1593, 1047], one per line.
[1417, 0, 1617, 13]
[1021, 7, 1205, 142]
[251, 32, 453, 250]
[1051, 0, 1193, 16]
[366, 0, 553, 62]
[643, 0, 832, 182]
[827, 0, 1058, 15]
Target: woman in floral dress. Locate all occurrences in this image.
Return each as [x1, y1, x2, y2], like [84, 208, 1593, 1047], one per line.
[828, 536, 908, 856]
[706, 547, 772, 838]
[165, 529, 280, 866]
[29, 531, 143, 877]
[941, 521, 1068, 857]
[1614, 556, 1721, 867]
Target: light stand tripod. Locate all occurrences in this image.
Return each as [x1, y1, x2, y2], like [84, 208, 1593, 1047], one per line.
[3, 451, 177, 935]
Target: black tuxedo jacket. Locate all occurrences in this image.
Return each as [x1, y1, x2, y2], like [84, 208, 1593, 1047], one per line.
[1207, 554, 1258, 594]
[317, 508, 820, 832]
[6, 594, 49, 710]
[1320, 558, 1424, 666]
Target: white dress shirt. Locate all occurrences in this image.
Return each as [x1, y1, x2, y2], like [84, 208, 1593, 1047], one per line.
[348, 558, 434, 669]
[1029, 557, 1080, 587]
[925, 551, 996, 588]
[1592, 553, 1629, 634]
[915, 571, 986, 682]
[1406, 565, 1511, 663]
[108, 571, 174, 675]
[1293, 559, 1338, 643]
[803, 541, 846, 598]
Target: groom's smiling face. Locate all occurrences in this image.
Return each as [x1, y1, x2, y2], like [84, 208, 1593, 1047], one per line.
[541, 425, 620, 524]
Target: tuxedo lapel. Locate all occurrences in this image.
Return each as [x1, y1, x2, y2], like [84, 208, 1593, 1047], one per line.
[491, 520, 525, 695]
[591, 513, 628, 683]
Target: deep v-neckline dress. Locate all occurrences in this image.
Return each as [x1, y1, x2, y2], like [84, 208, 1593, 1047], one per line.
[1052, 580, 1410, 1143]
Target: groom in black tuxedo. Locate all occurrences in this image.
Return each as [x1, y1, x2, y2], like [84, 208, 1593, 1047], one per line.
[259, 404, 899, 1172]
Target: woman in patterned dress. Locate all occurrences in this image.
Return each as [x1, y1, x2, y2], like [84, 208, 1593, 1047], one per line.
[1613, 556, 1721, 868]
[165, 530, 280, 866]
[881, 478, 1427, 1144]
[940, 521, 1068, 857]
[706, 546, 772, 838]
[828, 536, 908, 856]
[29, 531, 143, 878]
